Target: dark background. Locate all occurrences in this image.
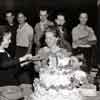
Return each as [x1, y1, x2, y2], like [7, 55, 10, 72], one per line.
[0, 0, 97, 29]
[0, 0, 98, 63]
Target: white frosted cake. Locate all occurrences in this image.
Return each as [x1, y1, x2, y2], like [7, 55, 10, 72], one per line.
[29, 55, 89, 100]
[29, 68, 83, 100]
[29, 52, 96, 100]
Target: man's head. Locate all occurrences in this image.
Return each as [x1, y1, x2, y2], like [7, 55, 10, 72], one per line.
[79, 13, 88, 25]
[40, 10, 48, 22]
[55, 14, 65, 26]
[17, 12, 27, 24]
[5, 10, 15, 25]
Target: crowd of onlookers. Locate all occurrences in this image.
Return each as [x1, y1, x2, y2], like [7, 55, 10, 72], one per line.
[5, 9, 97, 67]
[0, 9, 98, 100]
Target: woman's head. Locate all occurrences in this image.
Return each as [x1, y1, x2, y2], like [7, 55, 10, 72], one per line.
[44, 26, 71, 50]
[0, 25, 11, 48]
[45, 26, 59, 48]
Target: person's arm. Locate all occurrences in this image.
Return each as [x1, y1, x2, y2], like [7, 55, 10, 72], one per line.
[72, 28, 79, 48]
[34, 47, 48, 71]
[88, 28, 97, 45]
[0, 54, 32, 68]
[27, 27, 34, 53]
[0, 57, 22, 68]
[33, 49, 42, 72]
[34, 24, 41, 47]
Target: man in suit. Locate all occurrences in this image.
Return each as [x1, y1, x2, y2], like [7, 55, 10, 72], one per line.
[55, 14, 72, 51]
[5, 10, 17, 58]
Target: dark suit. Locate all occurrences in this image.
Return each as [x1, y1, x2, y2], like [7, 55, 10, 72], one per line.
[55, 24, 72, 51]
[5, 23, 18, 58]
[0, 51, 21, 86]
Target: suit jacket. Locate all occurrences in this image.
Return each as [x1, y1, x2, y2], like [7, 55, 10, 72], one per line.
[55, 24, 72, 51]
[0, 51, 22, 86]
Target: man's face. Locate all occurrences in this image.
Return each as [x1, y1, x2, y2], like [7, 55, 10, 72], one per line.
[79, 13, 88, 25]
[40, 11, 48, 22]
[56, 15, 65, 26]
[6, 12, 14, 24]
[17, 13, 26, 24]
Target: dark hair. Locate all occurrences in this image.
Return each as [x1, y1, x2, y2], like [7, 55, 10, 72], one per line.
[39, 25, 58, 47]
[17, 11, 27, 17]
[79, 12, 88, 18]
[56, 14, 65, 19]
[39, 9, 48, 15]
[45, 25, 58, 37]
[5, 10, 15, 16]
[0, 25, 10, 45]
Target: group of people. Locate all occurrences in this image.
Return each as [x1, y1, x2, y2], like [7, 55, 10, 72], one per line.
[0, 9, 97, 100]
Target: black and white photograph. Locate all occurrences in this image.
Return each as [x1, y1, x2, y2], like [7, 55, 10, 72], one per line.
[0, 0, 99, 100]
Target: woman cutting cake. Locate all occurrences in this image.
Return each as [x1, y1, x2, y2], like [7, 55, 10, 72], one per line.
[28, 26, 91, 100]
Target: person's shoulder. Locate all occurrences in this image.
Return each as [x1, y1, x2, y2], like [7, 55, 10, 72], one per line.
[39, 47, 49, 52]
[34, 22, 41, 29]
[86, 26, 94, 32]
[72, 25, 79, 32]
[25, 22, 32, 28]
[37, 46, 49, 57]
[25, 23, 33, 31]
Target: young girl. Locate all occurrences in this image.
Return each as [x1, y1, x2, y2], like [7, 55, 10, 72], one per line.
[0, 25, 33, 100]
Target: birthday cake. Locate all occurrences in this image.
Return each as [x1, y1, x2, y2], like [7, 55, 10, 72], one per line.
[29, 52, 96, 100]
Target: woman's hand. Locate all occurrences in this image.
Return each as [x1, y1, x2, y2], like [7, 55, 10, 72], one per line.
[32, 55, 45, 61]
[19, 54, 33, 67]
[19, 54, 33, 62]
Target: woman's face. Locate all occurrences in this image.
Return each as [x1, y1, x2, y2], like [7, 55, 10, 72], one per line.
[45, 32, 58, 48]
[1, 33, 11, 48]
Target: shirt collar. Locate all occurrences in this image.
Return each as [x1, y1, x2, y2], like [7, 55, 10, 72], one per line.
[0, 49, 5, 53]
[19, 22, 28, 30]
[40, 20, 48, 25]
